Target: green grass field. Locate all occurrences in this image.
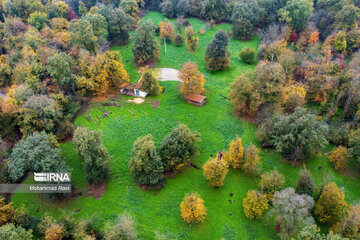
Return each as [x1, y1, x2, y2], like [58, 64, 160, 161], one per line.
[10, 12, 360, 239]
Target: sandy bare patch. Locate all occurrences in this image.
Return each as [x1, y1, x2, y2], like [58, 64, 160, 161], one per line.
[128, 98, 144, 104]
[154, 68, 181, 82]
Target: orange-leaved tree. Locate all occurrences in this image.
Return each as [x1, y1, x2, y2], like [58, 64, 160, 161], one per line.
[180, 193, 207, 224]
[179, 62, 205, 96]
[328, 146, 348, 170]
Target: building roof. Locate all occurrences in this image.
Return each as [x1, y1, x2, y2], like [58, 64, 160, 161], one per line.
[184, 94, 206, 103]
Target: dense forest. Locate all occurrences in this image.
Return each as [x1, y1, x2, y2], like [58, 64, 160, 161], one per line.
[0, 0, 360, 239]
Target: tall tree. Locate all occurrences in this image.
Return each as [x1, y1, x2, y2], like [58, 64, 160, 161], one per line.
[314, 182, 348, 224]
[97, 5, 132, 43]
[139, 69, 162, 95]
[205, 30, 230, 71]
[128, 134, 164, 188]
[200, 0, 227, 22]
[158, 124, 200, 171]
[203, 153, 228, 187]
[278, 0, 314, 32]
[132, 19, 160, 64]
[295, 169, 314, 196]
[185, 26, 198, 52]
[73, 127, 111, 184]
[270, 107, 329, 163]
[47, 52, 75, 92]
[179, 62, 205, 96]
[68, 18, 98, 52]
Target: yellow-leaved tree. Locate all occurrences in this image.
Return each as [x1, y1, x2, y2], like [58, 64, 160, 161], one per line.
[242, 145, 261, 176]
[179, 62, 205, 96]
[45, 224, 63, 240]
[243, 190, 269, 219]
[0, 198, 20, 226]
[282, 84, 306, 112]
[226, 137, 244, 169]
[328, 146, 348, 170]
[203, 153, 228, 187]
[180, 193, 207, 224]
[314, 182, 348, 223]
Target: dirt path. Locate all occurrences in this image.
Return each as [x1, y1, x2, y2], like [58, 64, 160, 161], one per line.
[154, 68, 181, 82]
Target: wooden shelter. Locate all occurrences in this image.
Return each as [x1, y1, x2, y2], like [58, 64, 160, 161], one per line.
[120, 83, 148, 98]
[184, 94, 207, 107]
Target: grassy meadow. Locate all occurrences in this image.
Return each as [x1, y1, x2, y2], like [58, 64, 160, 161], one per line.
[10, 11, 360, 240]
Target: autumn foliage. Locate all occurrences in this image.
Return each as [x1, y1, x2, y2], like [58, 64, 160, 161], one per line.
[203, 153, 229, 187]
[328, 146, 348, 170]
[243, 190, 269, 219]
[180, 193, 207, 224]
[0, 199, 19, 226]
[226, 137, 244, 169]
[45, 224, 63, 240]
[179, 62, 205, 96]
[185, 26, 198, 52]
[314, 182, 348, 223]
[242, 146, 261, 176]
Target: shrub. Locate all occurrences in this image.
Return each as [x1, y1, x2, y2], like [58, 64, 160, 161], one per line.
[331, 204, 360, 239]
[45, 224, 63, 240]
[158, 124, 200, 172]
[243, 190, 269, 219]
[0, 224, 33, 240]
[259, 170, 285, 196]
[105, 213, 137, 240]
[226, 137, 244, 169]
[239, 48, 256, 64]
[295, 169, 314, 196]
[242, 146, 261, 176]
[328, 146, 348, 170]
[128, 134, 164, 188]
[180, 193, 206, 224]
[203, 154, 228, 187]
[174, 33, 184, 46]
[0, 198, 20, 226]
[314, 182, 348, 223]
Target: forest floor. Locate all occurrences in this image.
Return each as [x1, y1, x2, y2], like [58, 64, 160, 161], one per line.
[10, 11, 360, 240]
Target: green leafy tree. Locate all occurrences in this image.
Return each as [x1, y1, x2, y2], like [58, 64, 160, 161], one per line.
[128, 134, 164, 188]
[332, 31, 347, 53]
[200, 0, 227, 22]
[231, 0, 263, 40]
[139, 69, 162, 95]
[82, 13, 108, 39]
[278, 0, 314, 31]
[174, 33, 184, 46]
[68, 18, 98, 52]
[47, 52, 75, 91]
[334, 4, 360, 31]
[295, 169, 314, 196]
[7, 132, 69, 182]
[205, 30, 230, 71]
[73, 127, 111, 184]
[28, 11, 47, 30]
[158, 124, 201, 171]
[97, 5, 132, 43]
[19, 95, 63, 136]
[120, 0, 139, 25]
[132, 19, 160, 64]
[271, 107, 328, 163]
[0, 224, 33, 240]
[347, 129, 360, 171]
